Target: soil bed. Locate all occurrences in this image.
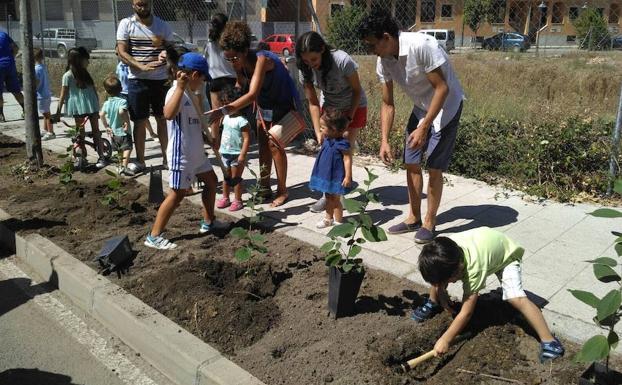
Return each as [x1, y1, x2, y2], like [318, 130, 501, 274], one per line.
[0, 134, 601, 384]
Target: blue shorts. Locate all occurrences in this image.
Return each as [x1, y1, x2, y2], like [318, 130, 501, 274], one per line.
[0, 62, 21, 93]
[403, 102, 462, 171]
[221, 153, 240, 168]
[127, 79, 168, 121]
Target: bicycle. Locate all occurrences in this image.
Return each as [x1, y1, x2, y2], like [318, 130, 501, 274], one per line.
[59, 119, 112, 170]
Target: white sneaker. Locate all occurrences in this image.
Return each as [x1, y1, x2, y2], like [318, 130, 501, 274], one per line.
[316, 218, 334, 229]
[42, 132, 56, 141]
[144, 233, 177, 250]
[95, 157, 108, 169]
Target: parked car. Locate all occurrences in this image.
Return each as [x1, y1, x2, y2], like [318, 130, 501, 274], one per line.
[418, 29, 455, 52]
[611, 35, 622, 49]
[33, 28, 98, 58]
[171, 32, 198, 52]
[481, 32, 531, 52]
[260, 34, 295, 56]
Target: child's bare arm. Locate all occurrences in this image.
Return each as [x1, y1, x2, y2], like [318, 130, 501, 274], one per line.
[55, 85, 68, 119]
[434, 293, 478, 355]
[239, 125, 251, 162]
[342, 151, 352, 187]
[163, 71, 188, 120]
[99, 111, 111, 134]
[120, 108, 131, 132]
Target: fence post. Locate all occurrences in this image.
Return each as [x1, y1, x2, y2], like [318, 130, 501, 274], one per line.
[112, 0, 118, 42]
[608, 82, 622, 195]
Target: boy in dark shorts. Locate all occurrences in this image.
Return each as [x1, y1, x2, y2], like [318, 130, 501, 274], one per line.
[100, 75, 133, 175]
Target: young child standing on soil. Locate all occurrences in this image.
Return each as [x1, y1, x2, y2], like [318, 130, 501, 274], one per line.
[54, 47, 107, 169]
[100, 75, 132, 175]
[144, 53, 218, 250]
[216, 85, 250, 212]
[414, 227, 565, 362]
[34, 48, 55, 141]
[309, 108, 352, 229]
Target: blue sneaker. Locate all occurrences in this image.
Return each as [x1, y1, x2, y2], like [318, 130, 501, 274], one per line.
[199, 220, 212, 234]
[540, 337, 564, 363]
[411, 298, 442, 323]
[144, 233, 177, 250]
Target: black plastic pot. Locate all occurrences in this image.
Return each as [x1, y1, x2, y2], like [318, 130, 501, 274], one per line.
[148, 167, 165, 205]
[327, 266, 365, 319]
[579, 362, 622, 385]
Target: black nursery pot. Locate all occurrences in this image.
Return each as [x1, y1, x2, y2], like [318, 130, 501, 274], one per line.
[328, 266, 365, 319]
[579, 362, 622, 385]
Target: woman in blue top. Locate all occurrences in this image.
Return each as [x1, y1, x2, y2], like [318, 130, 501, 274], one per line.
[212, 21, 300, 207]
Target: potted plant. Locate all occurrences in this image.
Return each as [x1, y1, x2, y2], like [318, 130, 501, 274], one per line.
[321, 167, 387, 318]
[569, 180, 622, 385]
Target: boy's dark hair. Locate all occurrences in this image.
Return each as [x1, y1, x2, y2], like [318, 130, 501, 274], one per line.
[33, 47, 44, 62]
[296, 31, 333, 86]
[209, 13, 228, 42]
[219, 84, 243, 105]
[321, 108, 348, 133]
[418, 237, 463, 284]
[357, 9, 400, 40]
[103, 75, 122, 96]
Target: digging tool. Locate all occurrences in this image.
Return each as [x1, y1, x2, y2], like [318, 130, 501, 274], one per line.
[188, 92, 242, 187]
[401, 332, 472, 373]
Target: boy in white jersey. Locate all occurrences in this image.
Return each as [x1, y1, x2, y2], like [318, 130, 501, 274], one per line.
[144, 53, 218, 250]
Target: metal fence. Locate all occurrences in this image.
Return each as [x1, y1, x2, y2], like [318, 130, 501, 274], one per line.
[2, 0, 620, 52]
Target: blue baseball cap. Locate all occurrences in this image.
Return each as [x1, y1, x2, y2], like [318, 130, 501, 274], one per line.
[178, 52, 209, 77]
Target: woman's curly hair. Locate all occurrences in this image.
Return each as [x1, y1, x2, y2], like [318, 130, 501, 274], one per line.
[219, 21, 252, 52]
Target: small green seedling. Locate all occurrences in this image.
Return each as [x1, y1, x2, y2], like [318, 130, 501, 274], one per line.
[58, 126, 78, 186]
[321, 167, 387, 273]
[101, 153, 127, 207]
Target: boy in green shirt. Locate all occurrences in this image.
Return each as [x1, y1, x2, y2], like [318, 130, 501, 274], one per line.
[100, 75, 133, 175]
[414, 227, 564, 362]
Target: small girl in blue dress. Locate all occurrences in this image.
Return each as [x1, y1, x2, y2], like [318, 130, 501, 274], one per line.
[309, 108, 353, 229]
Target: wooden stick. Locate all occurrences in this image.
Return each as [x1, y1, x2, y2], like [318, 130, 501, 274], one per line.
[456, 368, 524, 384]
[401, 350, 436, 372]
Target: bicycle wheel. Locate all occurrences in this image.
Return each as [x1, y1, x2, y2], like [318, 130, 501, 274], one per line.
[101, 138, 113, 159]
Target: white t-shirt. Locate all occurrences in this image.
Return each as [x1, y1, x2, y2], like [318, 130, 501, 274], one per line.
[116, 15, 173, 81]
[165, 82, 208, 170]
[204, 40, 236, 80]
[376, 32, 464, 132]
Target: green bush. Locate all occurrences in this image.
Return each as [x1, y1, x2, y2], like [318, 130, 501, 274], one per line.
[450, 115, 615, 201]
[574, 8, 611, 50]
[326, 6, 367, 55]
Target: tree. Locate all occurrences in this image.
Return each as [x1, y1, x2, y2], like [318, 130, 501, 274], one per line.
[463, 0, 494, 35]
[574, 7, 610, 50]
[326, 5, 367, 55]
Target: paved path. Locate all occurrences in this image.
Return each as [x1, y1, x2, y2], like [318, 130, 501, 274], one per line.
[1, 94, 620, 348]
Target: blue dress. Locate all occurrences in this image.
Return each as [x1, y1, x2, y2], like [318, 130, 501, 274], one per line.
[309, 138, 351, 195]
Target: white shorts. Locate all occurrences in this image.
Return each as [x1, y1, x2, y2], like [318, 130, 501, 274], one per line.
[169, 159, 213, 190]
[495, 260, 526, 300]
[38, 98, 51, 115]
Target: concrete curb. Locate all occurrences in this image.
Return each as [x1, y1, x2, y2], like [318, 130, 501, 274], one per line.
[0, 208, 265, 385]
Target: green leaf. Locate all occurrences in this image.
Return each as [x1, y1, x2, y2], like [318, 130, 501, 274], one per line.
[588, 257, 618, 267]
[568, 289, 600, 308]
[367, 192, 379, 203]
[361, 225, 388, 242]
[325, 252, 342, 266]
[321, 241, 335, 253]
[359, 213, 372, 227]
[235, 247, 252, 262]
[593, 264, 621, 283]
[614, 179, 622, 195]
[348, 245, 362, 258]
[597, 290, 621, 322]
[105, 169, 117, 177]
[66, 145, 73, 152]
[57, 153, 69, 159]
[575, 335, 610, 363]
[356, 238, 366, 244]
[230, 227, 247, 239]
[343, 198, 363, 213]
[107, 179, 121, 189]
[342, 262, 353, 273]
[353, 188, 366, 196]
[609, 331, 620, 350]
[327, 223, 355, 238]
[616, 243, 622, 257]
[249, 233, 265, 244]
[251, 244, 268, 254]
[589, 209, 622, 218]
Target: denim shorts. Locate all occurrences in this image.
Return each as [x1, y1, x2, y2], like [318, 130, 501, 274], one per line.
[0, 63, 20, 93]
[221, 153, 240, 168]
[127, 79, 168, 121]
[112, 133, 133, 152]
[403, 102, 463, 171]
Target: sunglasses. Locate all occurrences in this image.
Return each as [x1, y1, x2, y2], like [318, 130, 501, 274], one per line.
[224, 56, 240, 63]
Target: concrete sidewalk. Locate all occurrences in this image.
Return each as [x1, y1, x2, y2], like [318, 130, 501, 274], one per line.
[1, 94, 620, 347]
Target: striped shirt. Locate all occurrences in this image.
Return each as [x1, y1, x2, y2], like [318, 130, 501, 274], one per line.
[116, 15, 173, 81]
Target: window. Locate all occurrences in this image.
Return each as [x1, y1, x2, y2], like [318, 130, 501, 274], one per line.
[610, 4, 620, 23]
[597, 7, 604, 16]
[45, 0, 64, 20]
[441, 4, 452, 18]
[265, 36, 276, 42]
[43, 30, 55, 38]
[421, 0, 436, 22]
[81, 1, 100, 21]
[569, 6, 579, 20]
[435, 31, 447, 39]
[490, 0, 506, 23]
[395, 0, 416, 29]
[277, 35, 286, 42]
[567, 35, 576, 42]
[330, 3, 344, 16]
[552, 2, 564, 23]
[351, 0, 367, 9]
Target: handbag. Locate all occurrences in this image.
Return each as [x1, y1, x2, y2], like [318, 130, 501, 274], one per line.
[257, 107, 306, 149]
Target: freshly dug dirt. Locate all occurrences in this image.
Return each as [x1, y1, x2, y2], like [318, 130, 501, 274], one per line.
[0, 134, 602, 384]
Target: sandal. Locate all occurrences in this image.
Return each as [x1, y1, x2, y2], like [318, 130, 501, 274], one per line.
[216, 197, 231, 209]
[229, 200, 244, 212]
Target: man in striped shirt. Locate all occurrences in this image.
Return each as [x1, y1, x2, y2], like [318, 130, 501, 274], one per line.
[116, 0, 173, 173]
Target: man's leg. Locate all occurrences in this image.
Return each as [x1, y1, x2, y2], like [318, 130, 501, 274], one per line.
[405, 163, 424, 225]
[155, 116, 167, 165]
[423, 168, 444, 231]
[133, 118, 147, 164]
